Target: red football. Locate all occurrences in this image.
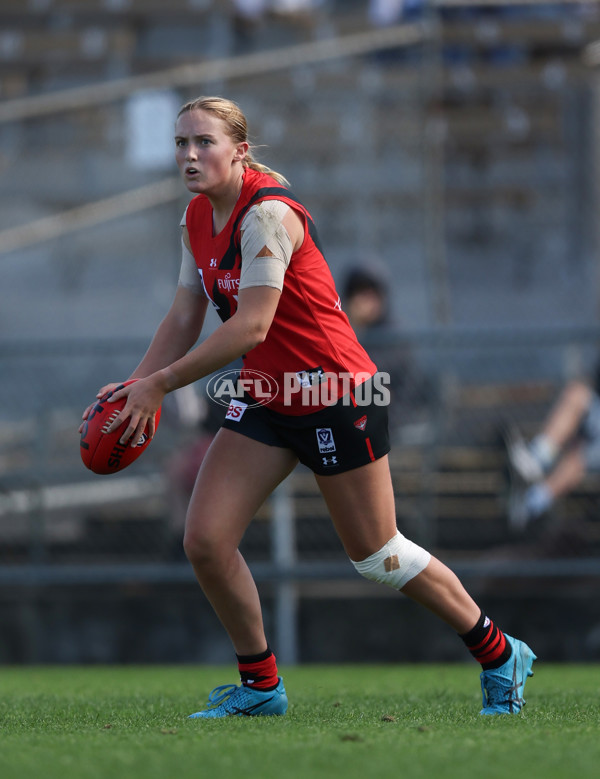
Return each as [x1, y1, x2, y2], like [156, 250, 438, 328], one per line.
[80, 380, 161, 474]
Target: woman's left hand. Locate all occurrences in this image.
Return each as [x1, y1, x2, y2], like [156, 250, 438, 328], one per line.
[105, 374, 167, 446]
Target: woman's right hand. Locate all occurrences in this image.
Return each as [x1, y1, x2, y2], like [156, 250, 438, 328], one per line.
[78, 382, 122, 434]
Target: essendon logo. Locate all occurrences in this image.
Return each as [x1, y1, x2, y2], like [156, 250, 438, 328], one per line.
[354, 415, 367, 431]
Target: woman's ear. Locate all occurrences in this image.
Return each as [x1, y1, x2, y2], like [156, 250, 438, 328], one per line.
[233, 141, 249, 162]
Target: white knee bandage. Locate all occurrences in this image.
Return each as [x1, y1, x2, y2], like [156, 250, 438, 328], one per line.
[351, 530, 431, 590]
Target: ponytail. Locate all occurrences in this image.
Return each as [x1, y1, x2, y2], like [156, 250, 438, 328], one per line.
[243, 157, 290, 187]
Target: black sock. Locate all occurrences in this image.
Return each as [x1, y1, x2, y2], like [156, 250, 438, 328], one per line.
[459, 609, 512, 670]
[236, 647, 279, 690]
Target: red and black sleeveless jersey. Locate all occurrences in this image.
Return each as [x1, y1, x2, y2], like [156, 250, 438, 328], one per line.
[186, 168, 376, 414]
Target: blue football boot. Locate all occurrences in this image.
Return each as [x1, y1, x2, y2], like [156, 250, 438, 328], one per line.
[480, 634, 537, 715]
[189, 677, 288, 719]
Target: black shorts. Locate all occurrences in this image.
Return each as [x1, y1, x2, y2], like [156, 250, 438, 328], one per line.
[221, 377, 390, 475]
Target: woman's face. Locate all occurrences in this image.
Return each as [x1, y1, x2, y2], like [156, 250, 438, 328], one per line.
[174, 108, 247, 197]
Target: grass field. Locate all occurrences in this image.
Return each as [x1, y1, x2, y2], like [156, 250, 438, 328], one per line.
[0, 664, 598, 779]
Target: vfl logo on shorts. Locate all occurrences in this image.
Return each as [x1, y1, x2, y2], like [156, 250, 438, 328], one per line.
[316, 427, 336, 454]
[226, 399, 248, 422]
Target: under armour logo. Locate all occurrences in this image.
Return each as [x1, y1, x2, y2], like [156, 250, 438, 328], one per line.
[210, 258, 218, 267]
[322, 456, 338, 466]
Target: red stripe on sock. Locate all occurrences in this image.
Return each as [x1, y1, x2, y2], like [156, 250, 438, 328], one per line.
[467, 622, 494, 653]
[478, 633, 507, 664]
[238, 653, 279, 690]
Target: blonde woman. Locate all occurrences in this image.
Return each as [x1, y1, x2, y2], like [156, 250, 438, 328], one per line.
[82, 96, 535, 718]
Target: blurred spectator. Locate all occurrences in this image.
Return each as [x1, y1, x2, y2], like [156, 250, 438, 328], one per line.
[343, 267, 388, 336]
[342, 267, 431, 440]
[231, 0, 320, 40]
[231, 0, 266, 27]
[270, 0, 321, 16]
[505, 365, 600, 531]
[368, 0, 423, 27]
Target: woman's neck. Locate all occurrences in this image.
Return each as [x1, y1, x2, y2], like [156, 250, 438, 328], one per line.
[209, 169, 245, 235]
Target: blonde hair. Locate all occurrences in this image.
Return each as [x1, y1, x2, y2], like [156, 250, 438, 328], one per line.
[177, 96, 290, 187]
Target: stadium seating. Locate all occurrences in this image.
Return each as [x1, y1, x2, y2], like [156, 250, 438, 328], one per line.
[1, 2, 600, 662]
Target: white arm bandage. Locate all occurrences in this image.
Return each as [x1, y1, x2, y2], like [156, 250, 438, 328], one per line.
[177, 206, 205, 296]
[177, 236, 206, 295]
[239, 200, 294, 292]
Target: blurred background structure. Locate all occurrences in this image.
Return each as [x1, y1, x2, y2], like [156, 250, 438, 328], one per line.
[1, 0, 600, 665]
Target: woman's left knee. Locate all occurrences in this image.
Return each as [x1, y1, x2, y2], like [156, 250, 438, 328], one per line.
[350, 530, 431, 590]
